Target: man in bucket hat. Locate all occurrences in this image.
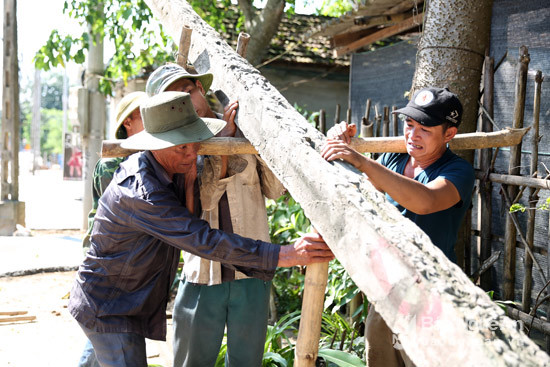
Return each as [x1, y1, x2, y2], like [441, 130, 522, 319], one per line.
[321, 87, 475, 367]
[69, 91, 333, 367]
[147, 63, 287, 367]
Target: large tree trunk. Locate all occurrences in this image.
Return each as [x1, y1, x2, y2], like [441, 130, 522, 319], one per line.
[144, 0, 549, 365]
[237, 0, 285, 66]
[412, 0, 493, 140]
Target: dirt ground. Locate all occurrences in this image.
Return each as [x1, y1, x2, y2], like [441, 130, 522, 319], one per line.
[0, 271, 174, 367]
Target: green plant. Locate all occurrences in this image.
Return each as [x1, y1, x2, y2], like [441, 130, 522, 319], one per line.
[509, 197, 550, 213]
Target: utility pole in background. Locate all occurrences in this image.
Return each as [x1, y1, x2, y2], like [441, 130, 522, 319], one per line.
[0, 0, 25, 235]
[80, 4, 106, 230]
[32, 69, 42, 173]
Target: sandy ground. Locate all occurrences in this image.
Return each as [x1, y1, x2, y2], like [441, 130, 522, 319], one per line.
[0, 271, 174, 367]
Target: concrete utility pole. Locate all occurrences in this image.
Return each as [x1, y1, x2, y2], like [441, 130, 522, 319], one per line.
[0, 0, 25, 235]
[32, 69, 42, 173]
[143, 1, 550, 365]
[81, 7, 106, 230]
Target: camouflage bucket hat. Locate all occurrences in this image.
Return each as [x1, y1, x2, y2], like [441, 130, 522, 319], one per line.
[146, 63, 214, 96]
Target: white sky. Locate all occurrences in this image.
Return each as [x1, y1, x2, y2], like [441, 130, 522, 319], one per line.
[0, 0, 320, 101]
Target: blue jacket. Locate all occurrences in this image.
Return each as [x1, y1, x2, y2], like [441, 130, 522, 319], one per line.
[69, 151, 279, 340]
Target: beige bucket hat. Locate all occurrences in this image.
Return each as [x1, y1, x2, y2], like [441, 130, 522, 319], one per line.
[113, 91, 148, 139]
[121, 92, 225, 151]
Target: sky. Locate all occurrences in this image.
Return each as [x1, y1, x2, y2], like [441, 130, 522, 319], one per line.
[0, 0, 321, 101]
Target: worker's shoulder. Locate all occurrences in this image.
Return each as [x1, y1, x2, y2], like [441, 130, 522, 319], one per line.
[94, 157, 125, 177]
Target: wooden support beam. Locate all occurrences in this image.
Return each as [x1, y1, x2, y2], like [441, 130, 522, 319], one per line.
[334, 13, 423, 57]
[143, 1, 550, 365]
[177, 25, 192, 67]
[504, 46, 530, 301]
[101, 127, 530, 158]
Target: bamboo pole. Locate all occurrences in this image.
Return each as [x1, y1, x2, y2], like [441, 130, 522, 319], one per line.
[382, 106, 390, 137]
[295, 261, 329, 367]
[501, 186, 547, 286]
[346, 107, 352, 125]
[474, 171, 550, 191]
[391, 106, 398, 137]
[361, 100, 372, 138]
[503, 46, 530, 300]
[102, 127, 530, 158]
[374, 105, 381, 138]
[523, 70, 543, 312]
[177, 25, 193, 67]
[319, 109, 326, 135]
[361, 117, 373, 138]
[479, 54, 494, 290]
[505, 307, 550, 335]
[334, 104, 341, 127]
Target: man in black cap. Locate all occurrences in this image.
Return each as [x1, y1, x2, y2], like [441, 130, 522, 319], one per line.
[321, 87, 475, 367]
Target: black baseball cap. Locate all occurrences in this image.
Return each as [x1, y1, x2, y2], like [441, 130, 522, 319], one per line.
[393, 87, 463, 127]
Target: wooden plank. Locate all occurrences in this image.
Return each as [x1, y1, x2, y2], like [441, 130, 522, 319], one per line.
[143, 1, 550, 365]
[334, 13, 423, 57]
[101, 127, 530, 158]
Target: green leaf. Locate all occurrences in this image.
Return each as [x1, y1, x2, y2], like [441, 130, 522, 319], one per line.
[263, 352, 288, 367]
[317, 349, 366, 367]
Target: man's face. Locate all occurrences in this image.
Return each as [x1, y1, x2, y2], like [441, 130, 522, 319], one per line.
[124, 108, 144, 137]
[152, 143, 200, 178]
[165, 78, 211, 118]
[403, 117, 455, 162]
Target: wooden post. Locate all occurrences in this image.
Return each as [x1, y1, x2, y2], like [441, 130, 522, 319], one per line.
[295, 261, 329, 366]
[334, 104, 341, 127]
[523, 70, 543, 312]
[361, 117, 373, 138]
[479, 54, 494, 290]
[382, 106, 390, 137]
[319, 109, 326, 135]
[177, 25, 193, 67]
[374, 105, 381, 138]
[392, 106, 398, 137]
[236, 32, 250, 58]
[361, 99, 372, 137]
[503, 46, 530, 301]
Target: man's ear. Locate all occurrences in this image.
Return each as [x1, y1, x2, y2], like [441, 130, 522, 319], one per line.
[195, 80, 206, 95]
[444, 126, 458, 143]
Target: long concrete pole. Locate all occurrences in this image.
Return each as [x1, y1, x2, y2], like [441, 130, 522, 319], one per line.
[81, 12, 106, 230]
[144, 1, 549, 365]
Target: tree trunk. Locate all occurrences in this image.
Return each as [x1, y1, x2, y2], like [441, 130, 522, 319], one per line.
[81, 9, 106, 230]
[412, 0, 493, 146]
[144, 0, 550, 365]
[237, 0, 285, 66]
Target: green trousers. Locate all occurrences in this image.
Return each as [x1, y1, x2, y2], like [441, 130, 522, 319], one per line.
[172, 277, 271, 367]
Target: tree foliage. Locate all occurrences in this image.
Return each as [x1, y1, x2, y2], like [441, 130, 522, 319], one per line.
[34, 0, 175, 95]
[34, 0, 353, 94]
